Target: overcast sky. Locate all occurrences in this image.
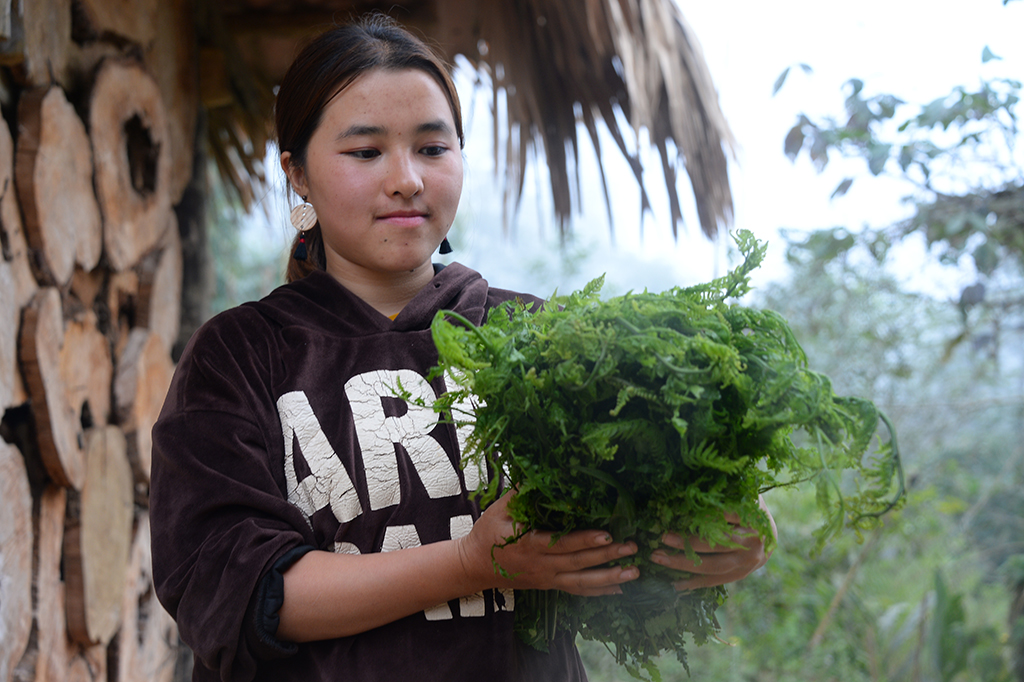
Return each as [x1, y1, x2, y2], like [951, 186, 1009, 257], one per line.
[255, 1, 1024, 301]
[447, 0, 1024, 299]
[685, 0, 1024, 290]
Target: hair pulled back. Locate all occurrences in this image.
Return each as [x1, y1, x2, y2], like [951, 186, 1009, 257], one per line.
[278, 14, 464, 282]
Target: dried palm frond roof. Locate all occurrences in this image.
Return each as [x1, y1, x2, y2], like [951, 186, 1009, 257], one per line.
[205, 0, 734, 240]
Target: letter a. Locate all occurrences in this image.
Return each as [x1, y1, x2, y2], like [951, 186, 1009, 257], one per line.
[277, 391, 362, 524]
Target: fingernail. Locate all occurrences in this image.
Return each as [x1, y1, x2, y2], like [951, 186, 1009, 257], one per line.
[620, 566, 639, 580]
[650, 550, 668, 565]
[618, 542, 636, 556]
[662, 533, 683, 548]
[596, 533, 612, 545]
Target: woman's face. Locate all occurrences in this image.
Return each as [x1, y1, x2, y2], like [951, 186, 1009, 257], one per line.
[284, 68, 463, 284]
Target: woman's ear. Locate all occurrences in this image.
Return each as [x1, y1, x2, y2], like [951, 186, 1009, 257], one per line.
[280, 151, 308, 197]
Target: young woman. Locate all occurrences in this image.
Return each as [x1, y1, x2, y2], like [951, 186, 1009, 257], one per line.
[150, 15, 773, 682]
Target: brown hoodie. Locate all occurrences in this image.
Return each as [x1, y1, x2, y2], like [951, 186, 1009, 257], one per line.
[150, 264, 584, 682]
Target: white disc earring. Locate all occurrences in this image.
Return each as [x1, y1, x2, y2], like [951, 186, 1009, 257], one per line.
[290, 197, 318, 232]
[291, 196, 317, 261]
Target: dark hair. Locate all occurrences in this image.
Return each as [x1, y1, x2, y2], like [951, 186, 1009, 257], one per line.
[278, 14, 465, 282]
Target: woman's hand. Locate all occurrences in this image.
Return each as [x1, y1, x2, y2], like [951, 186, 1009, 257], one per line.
[457, 492, 640, 596]
[651, 496, 776, 591]
[280, 491, 639, 641]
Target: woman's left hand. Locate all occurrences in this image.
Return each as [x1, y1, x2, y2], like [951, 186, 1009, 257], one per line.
[650, 496, 777, 591]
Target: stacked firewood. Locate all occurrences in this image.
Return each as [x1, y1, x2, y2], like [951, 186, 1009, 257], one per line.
[1, 2, 197, 681]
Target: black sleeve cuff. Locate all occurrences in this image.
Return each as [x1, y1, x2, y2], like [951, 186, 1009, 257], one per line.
[245, 545, 316, 660]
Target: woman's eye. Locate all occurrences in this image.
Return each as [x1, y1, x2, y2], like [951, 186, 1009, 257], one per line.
[348, 149, 380, 160]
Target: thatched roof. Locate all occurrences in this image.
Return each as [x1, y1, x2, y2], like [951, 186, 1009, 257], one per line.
[203, 0, 735, 240]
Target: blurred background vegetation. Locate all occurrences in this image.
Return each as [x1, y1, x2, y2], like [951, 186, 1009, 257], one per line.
[580, 31, 1024, 682]
[205, 10, 1024, 682]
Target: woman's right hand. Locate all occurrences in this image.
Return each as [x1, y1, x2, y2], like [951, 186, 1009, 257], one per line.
[279, 491, 639, 642]
[456, 492, 640, 596]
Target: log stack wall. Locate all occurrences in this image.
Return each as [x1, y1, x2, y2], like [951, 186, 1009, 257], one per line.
[1, 0, 196, 680]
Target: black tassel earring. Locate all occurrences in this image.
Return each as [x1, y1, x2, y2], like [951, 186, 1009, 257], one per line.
[439, 237, 453, 255]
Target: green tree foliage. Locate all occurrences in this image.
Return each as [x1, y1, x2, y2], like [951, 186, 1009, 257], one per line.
[772, 51, 1024, 682]
[755, 254, 1020, 682]
[778, 52, 1024, 363]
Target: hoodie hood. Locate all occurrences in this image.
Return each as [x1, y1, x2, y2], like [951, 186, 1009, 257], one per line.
[250, 263, 493, 336]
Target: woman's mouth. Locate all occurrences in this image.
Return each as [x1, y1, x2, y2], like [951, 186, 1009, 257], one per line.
[378, 210, 427, 227]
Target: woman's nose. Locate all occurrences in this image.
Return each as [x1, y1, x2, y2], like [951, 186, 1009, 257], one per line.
[385, 153, 423, 198]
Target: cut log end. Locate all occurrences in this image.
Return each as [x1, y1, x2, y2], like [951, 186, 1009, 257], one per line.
[64, 426, 135, 647]
[119, 513, 178, 682]
[137, 214, 182, 354]
[90, 59, 172, 273]
[19, 288, 85, 490]
[16, 85, 102, 286]
[115, 329, 173, 484]
[34, 485, 74, 682]
[0, 103, 39, 313]
[59, 313, 114, 435]
[0, 440, 34, 682]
